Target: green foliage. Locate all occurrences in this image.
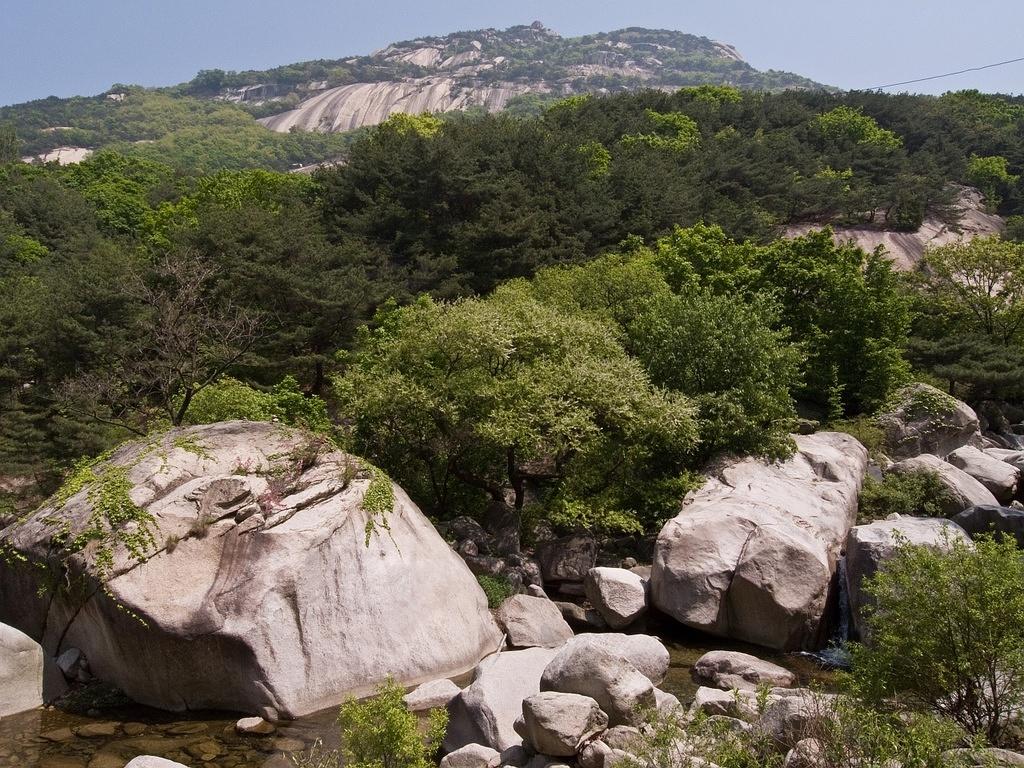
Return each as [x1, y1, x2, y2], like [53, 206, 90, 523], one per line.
[857, 472, 956, 522]
[621, 109, 701, 152]
[850, 535, 1024, 745]
[815, 106, 903, 150]
[337, 678, 447, 768]
[476, 574, 515, 609]
[182, 376, 330, 433]
[966, 155, 1019, 208]
[335, 285, 698, 534]
[361, 464, 394, 546]
[295, 678, 447, 768]
[375, 112, 443, 138]
[624, 696, 967, 768]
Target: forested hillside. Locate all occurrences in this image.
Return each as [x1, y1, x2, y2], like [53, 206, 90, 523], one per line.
[1, 85, 1024, 529]
[1, 23, 821, 170]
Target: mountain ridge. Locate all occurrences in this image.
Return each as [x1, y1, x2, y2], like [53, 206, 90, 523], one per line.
[1, 22, 827, 165]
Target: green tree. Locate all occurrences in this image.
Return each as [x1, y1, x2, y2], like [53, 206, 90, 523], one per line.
[0, 124, 20, 164]
[851, 536, 1024, 745]
[335, 284, 698, 542]
[815, 106, 903, 151]
[966, 155, 1019, 209]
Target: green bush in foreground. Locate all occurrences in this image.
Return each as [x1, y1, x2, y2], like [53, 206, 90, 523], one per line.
[183, 375, 331, 434]
[293, 678, 446, 768]
[851, 535, 1024, 745]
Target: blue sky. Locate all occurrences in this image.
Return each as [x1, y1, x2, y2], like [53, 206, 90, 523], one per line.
[3, 0, 1023, 106]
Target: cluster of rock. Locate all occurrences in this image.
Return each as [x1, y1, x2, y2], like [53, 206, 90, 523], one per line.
[434, 628, 678, 768]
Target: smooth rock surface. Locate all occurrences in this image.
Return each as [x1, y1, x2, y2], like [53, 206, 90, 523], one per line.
[877, 383, 980, 459]
[846, 516, 971, 638]
[887, 453, 997, 515]
[519, 691, 608, 756]
[536, 535, 597, 583]
[124, 759, 190, 768]
[404, 678, 462, 711]
[583, 568, 647, 629]
[652, 433, 867, 650]
[496, 595, 574, 649]
[540, 641, 655, 726]
[0, 621, 43, 716]
[546, 633, 669, 686]
[953, 505, 1024, 546]
[947, 446, 1019, 503]
[691, 650, 795, 691]
[445, 647, 558, 753]
[440, 743, 502, 768]
[0, 422, 502, 718]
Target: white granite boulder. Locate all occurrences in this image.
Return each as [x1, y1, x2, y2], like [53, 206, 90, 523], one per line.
[947, 446, 1019, 504]
[583, 568, 647, 629]
[496, 595, 574, 649]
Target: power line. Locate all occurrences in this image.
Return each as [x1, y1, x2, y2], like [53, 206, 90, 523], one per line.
[864, 55, 1024, 91]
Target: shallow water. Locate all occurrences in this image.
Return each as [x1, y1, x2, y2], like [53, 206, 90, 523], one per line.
[0, 704, 340, 768]
[0, 630, 836, 767]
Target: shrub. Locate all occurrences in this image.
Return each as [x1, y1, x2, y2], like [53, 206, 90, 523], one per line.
[476, 574, 514, 609]
[857, 471, 957, 522]
[850, 535, 1024, 745]
[183, 375, 330, 433]
[293, 678, 446, 768]
[622, 694, 968, 768]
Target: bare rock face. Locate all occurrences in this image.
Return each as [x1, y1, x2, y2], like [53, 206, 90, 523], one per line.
[0, 422, 502, 718]
[691, 650, 796, 691]
[845, 516, 971, 638]
[947, 446, 1020, 503]
[540, 638, 658, 726]
[518, 691, 608, 756]
[496, 594, 574, 649]
[651, 433, 867, 650]
[887, 454, 997, 515]
[0, 622, 43, 716]
[445, 647, 558, 753]
[583, 567, 647, 629]
[785, 186, 1004, 272]
[877, 383, 980, 460]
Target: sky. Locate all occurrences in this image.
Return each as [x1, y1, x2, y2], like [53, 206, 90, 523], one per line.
[2, 0, 1023, 106]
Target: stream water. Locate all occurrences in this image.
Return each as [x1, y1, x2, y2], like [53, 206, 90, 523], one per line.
[0, 626, 837, 768]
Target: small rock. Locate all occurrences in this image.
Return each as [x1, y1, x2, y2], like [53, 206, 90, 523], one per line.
[40, 727, 76, 742]
[691, 650, 796, 691]
[578, 740, 612, 768]
[122, 722, 148, 736]
[519, 691, 608, 756]
[583, 568, 647, 629]
[440, 743, 502, 768]
[272, 737, 305, 752]
[601, 725, 641, 752]
[74, 722, 121, 738]
[236, 716, 276, 735]
[496, 594, 574, 649]
[166, 722, 208, 735]
[498, 744, 531, 767]
[404, 678, 462, 711]
[526, 584, 547, 599]
[784, 738, 826, 768]
[943, 747, 1024, 767]
[186, 740, 224, 760]
[124, 758, 190, 768]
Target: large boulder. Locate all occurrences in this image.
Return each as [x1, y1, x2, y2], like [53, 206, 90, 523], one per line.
[445, 647, 558, 753]
[535, 535, 597, 584]
[0, 622, 43, 716]
[0, 422, 502, 718]
[691, 650, 795, 691]
[845, 516, 971, 638]
[877, 383, 980, 459]
[547, 633, 669, 686]
[584, 568, 647, 629]
[947, 446, 1020, 503]
[651, 433, 867, 650]
[953, 505, 1024, 547]
[540, 637, 658, 726]
[518, 691, 608, 756]
[496, 595, 574, 649]
[887, 454, 998, 515]
[440, 743, 502, 768]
